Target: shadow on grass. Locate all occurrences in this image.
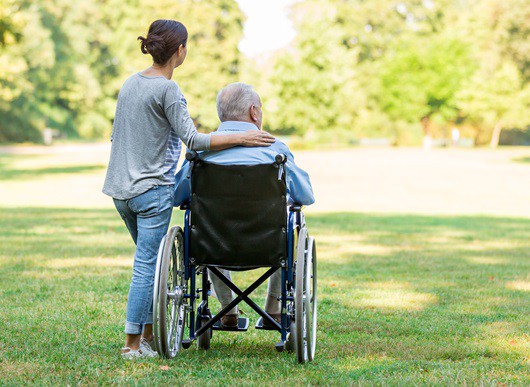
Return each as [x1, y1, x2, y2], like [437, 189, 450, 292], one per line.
[0, 164, 106, 181]
[0, 208, 529, 383]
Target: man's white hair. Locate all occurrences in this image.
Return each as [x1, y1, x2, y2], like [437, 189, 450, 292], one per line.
[216, 82, 261, 122]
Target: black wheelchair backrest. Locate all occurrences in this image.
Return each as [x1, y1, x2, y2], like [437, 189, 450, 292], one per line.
[189, 159, 287, 270]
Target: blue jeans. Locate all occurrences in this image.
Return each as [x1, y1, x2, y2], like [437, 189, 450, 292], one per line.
[113, 185, 174, 335]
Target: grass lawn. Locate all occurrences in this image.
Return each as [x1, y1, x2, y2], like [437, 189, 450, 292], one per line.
[0, 146, 529, 384]
[0, 207, 529, 384]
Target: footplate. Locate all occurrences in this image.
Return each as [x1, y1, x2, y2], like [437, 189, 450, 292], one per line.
[255, 316, 280, 330]
[212, 317, 249, 331]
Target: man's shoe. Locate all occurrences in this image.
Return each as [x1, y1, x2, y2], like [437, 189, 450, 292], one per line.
[220, 313, 239, 328]
[263, 313, 281, 328]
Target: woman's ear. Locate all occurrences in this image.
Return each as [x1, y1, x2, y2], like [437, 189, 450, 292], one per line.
[178, 44, 186, 57]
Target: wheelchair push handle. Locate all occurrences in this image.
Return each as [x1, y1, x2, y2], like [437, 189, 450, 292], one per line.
[186, 150, 199, 162]
[275, 154, 287, 180]
[186, 151, 201, 180]
[275, 154, 287, 165]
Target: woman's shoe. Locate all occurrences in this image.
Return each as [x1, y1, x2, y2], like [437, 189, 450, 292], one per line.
[121, 339, 158, 359]
[140, 338, 158, 357]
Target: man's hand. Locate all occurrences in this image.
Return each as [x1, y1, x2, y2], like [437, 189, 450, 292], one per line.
[239, 130, 276, 147]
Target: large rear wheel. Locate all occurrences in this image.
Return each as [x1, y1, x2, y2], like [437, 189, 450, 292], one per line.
[153, 226, 187, 358]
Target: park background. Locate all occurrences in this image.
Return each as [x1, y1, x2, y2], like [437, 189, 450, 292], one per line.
[0, 0, 529, 384]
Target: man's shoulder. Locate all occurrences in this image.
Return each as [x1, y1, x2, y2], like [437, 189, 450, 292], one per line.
[198, 137, 290, 165]
[270, 138, 291, 154]
[253, 138, 292, 160]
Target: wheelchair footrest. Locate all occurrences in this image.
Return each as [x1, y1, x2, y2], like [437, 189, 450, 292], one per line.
[212, 317, 249, 332]
[255, 316, 280, 331]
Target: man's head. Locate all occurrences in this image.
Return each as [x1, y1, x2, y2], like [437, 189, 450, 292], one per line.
[216, 83, 262, 129]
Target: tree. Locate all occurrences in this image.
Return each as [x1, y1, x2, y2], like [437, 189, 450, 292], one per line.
[0, 0, 245, 143]
[376, 35, 476, 135]
[457, 0, 530, 146]
[265, 1, 366, 140]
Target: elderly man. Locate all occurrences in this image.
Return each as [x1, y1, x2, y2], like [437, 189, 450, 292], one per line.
[173, 82, 314, 328]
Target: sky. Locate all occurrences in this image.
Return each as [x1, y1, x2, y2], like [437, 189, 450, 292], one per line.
[236, 0, 298, 57]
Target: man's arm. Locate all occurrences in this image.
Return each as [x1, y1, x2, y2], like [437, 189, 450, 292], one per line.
[173, 161, 192, 206]
[279, 144, 315, 206]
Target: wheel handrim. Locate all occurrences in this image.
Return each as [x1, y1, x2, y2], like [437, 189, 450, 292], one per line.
[306, 237, 317, 361]
[295, 228, 308, 363]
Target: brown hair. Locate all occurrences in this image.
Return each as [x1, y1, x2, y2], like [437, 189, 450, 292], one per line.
[138, 20, 188, 65]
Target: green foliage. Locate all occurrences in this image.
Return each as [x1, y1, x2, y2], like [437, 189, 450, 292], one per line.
[0, 0, 243, 142]
[378, 35, 476, 124]
[265, 0, 528, 144]
[1, 0, 529, 144]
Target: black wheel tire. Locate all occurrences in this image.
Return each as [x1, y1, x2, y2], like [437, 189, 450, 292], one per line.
[285, 321, 296, 352]
[197, 316, 212, 350]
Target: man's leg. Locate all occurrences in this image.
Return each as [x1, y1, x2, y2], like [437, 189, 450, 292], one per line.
[209, 269, 239, 326]
[264, 269, 281, 317]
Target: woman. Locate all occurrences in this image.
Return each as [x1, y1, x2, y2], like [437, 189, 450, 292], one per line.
[102, 19, 275, 359]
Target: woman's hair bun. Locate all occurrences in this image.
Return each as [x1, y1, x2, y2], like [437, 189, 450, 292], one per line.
[138, 34, 165, 57]
[138, 20, 188, 65]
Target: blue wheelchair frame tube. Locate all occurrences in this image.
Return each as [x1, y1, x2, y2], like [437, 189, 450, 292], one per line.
[184, 209, 196, 339]
[281, 209, 298, 342]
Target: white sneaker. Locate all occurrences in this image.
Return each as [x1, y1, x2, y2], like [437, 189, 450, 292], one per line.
[139, 338, 158, 357]
[121, 347, 144, 360]
[121, 339, 158, 360]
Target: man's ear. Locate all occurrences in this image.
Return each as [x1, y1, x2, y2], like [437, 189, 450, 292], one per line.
[249, 105, 258, 122]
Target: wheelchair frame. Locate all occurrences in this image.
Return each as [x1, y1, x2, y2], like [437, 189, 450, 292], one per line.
[152, 154, 317, 363]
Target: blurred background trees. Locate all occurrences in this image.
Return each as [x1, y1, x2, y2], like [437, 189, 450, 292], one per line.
[0, 0, 528, 145]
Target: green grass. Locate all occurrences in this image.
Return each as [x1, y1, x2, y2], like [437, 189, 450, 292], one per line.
[0, 154, 106, 181]
[0, 208, 529, 384]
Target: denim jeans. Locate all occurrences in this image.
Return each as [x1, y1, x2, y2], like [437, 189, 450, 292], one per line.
[113, 184, 174, 335]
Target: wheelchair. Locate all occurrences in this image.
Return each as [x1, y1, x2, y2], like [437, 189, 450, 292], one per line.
[152, 152, 317, 363]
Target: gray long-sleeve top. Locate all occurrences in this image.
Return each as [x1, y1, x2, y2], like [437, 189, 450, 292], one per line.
[103, 73, 211, 200]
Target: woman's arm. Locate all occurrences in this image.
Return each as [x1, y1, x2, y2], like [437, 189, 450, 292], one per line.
[210, 130, 275, 150]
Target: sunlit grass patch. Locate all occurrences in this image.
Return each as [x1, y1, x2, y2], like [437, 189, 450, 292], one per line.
[46, 256, 132, 269]
[466, 256, 510, 265]
[506, 280, 530, 291]
[355, 288, 438, 311]
[0, 153, 106, 181]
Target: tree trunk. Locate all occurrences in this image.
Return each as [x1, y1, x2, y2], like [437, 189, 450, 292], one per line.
[490, 122, 502, 149]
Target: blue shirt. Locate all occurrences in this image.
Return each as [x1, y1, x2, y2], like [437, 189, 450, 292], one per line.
[174, 121, 315, 206]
